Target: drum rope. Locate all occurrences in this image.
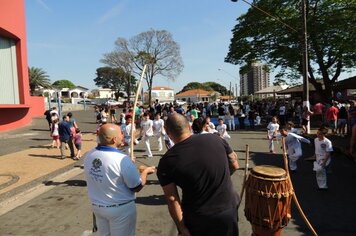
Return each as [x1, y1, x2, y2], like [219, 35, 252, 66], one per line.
[237, 144, 249, 209]
[281, 137, 318, 236]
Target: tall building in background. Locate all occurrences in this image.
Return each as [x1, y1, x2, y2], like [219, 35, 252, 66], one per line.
[240, 62, 270, 96]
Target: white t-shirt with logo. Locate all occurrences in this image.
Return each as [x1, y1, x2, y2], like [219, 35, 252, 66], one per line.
[84, 146, 141, 206]
[121, 123, 134, 144]
[153, 119, 165, 136]
[267, 122, 280, 138]
[314, 137, 333, 165]
[141, 119, 153, 137]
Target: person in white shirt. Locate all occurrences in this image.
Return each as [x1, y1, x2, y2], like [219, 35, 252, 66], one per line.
[313, 127, 333, 190]
[204, 116, 217, 133]
[140, 112, 154, 157]
[84, 124, 155, 236]
[153, 112, 165, 152]
[267, 116, 280, 153]
[120, 115, 138, 155]
[216, 118, 231, 140]
[279, 126, 311, 171]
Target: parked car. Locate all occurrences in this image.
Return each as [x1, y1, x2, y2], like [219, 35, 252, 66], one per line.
[175, 100, 186, 106]
[50, 99, 65, 103]
[77, 100, 96, 105]
[105, 99, 122, 106]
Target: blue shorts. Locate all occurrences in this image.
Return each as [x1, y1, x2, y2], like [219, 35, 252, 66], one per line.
[328, 120, 337, 129]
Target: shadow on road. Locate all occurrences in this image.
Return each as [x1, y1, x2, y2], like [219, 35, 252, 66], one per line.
[43, 179, 87, 187]
[28, 154, 59, 159]
[136, 194, 166, 206]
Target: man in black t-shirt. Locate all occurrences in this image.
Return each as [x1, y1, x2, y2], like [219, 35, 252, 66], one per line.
[157, 113, 240, 236]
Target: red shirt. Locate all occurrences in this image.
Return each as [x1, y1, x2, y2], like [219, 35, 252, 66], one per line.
[326, 106, 339, 121]
[313, 103, 325, 115]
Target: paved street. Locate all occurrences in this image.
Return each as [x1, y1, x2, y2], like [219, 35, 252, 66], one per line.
[0, 109, 356, 235]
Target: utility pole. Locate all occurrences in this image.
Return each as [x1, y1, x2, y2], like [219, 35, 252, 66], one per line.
[302, 0, 310, 133]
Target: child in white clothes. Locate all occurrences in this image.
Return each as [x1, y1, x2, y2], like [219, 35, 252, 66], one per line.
[50, 119, 60, 149]
[267, 116, 280, 153]
[216, 118, 231, 140]
[313, 127, 333, 190]
[120, 115, 138, 155]
[204, 116, 217, 133]
[140, 112, 154, 157]
[279, 126, 311, 171]
[153, 112, 165, 152]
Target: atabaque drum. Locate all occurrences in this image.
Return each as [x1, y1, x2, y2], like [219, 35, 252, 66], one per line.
[245, 165, 293, 236]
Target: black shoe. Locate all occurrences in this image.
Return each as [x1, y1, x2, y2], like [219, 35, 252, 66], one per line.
[317, 188, 328, 191]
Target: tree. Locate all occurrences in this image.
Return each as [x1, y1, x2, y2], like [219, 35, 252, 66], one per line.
[178, 81, 231, 96]
[225, 0, 356, 103]
[203, 82, 230, 96]
[94, 67, 136, 100]
[179, 82, 209, 93]
[101, 29, 184, 105]
[28, 67, 51, 95]
[52, 80, 76, 89]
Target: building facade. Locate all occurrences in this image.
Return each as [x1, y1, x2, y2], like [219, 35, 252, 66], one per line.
[149, 86, 174, 104]
[0, 0, 45, 132]
[240, 62, 270, 96]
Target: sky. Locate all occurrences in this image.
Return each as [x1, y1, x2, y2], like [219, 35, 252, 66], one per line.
[24, 0, 355, 93]
[25, 0, 250, 93]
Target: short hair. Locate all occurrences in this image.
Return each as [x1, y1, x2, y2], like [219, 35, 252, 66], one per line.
[165, 113, 190, 138]
[192, 117, 204, 134]
[287, 121, 295, 127]
[125, 114, 132, 120]
[75, 128, 80, 133]
[218, 118, 224, 121]
[67, 112, 73, 118]
[318, 127, 328, 135]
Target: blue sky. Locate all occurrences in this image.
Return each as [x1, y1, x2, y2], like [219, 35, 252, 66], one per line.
[25, 0, 249, 92]
[25, 0, 354, 93]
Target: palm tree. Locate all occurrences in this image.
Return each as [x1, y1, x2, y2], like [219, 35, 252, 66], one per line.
[28, 67, 51, 95]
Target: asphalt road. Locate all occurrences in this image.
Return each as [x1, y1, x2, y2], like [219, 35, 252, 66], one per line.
[1, 109, 356, 235]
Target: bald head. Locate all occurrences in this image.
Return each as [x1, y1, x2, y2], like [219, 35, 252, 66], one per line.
[98, 124, 122, 146]
[165, 113, 191, 142]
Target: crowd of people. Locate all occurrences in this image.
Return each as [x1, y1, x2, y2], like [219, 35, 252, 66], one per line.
[44, 107, 82, 160]
[44, 97, 356, 236]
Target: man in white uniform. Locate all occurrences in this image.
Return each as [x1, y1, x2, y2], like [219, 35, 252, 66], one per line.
[314, 127, 333, 190]
[140, 112, 154, 157]
[279, 127, 311, 171]
[152, 112, 165, 152]
[84, 124, 155, 236]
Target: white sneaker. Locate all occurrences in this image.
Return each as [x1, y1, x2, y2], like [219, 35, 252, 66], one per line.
[158, 148, 163, 152]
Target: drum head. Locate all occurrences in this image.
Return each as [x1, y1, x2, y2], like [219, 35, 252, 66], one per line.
[251, 165, 286, 179]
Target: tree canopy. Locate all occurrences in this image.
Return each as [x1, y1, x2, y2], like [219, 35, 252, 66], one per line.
[94, 67, 136, 100]
[179, 81, 231, 96]
[28, 67, 51, 95]
[52, 80, 76, 89]
[101, 29, 184, 104]
[225, 0, 356, 103]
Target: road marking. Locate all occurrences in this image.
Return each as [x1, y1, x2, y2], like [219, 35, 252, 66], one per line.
[0, 167, 83, 216]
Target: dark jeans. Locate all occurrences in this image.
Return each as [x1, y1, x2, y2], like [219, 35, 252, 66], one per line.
[184, 207, 238, 236]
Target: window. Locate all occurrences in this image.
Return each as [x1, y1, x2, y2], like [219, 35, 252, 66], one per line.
[0, 36, 20, 104]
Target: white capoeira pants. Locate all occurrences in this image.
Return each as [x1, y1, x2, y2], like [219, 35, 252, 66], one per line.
[92, 201, 136, 236]
[142, 136, 152, 157]
[288, 148, 302, 171]
[154, 134, 163, 151]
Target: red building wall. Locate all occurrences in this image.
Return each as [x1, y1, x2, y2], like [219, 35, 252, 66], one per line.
[0, 0, 45, 132]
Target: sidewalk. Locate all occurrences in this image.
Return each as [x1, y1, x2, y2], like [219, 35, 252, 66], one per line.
[0, 132, 98, 202]
[0, 110, 99, 203]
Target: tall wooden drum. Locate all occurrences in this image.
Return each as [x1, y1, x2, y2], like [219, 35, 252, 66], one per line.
[245, 165, 293, 236]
